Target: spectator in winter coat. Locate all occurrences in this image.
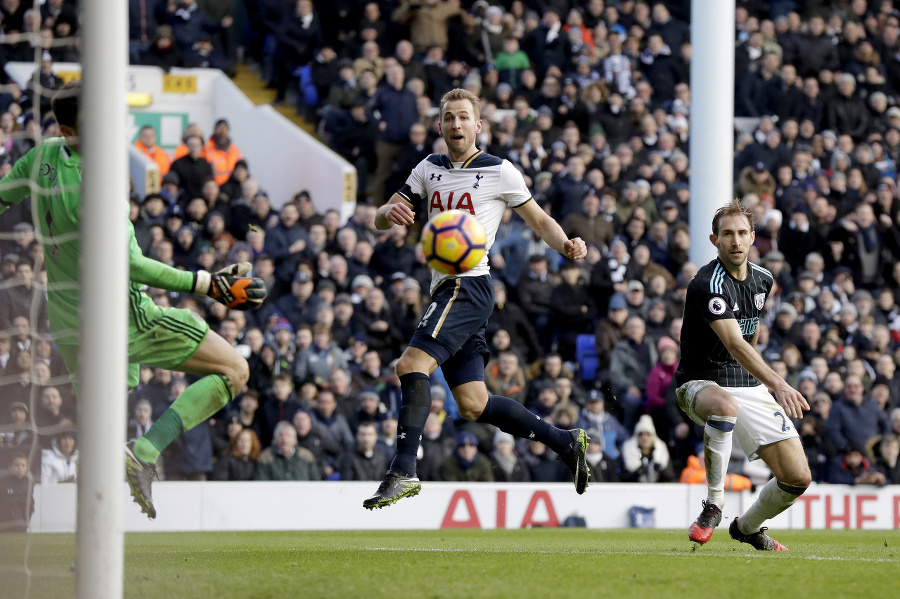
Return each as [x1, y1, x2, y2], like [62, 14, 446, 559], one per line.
[259, 374, 304, 447]
[41, 429, 78, 484]
[337, 421, 387, 480]
[609, 315, 658, 430]
[827, 445, 885, 485]
[255, 421, 320, 481]
[827, 374, 891, 454]
[576, 390, 627, 461]
[212, 429, 260, 481]
[440, 431, 494, 482]
[489, 432, 531, 482]
[169, 135, 214, 200]
[645, 336, 678, 425]
[621, 415, 675, 483]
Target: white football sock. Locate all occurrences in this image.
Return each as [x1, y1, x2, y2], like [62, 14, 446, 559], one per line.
[704, 415, 737, 509]
[737, 478, 807, 534]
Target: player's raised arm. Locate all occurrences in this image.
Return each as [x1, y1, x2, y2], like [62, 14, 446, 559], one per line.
[375, 194, 416, 230]
[514, 197, 587, 261]
[709, 318, 809, 418]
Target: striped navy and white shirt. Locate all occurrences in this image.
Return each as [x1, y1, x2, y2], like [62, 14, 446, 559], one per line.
[676, 258, 774, 388]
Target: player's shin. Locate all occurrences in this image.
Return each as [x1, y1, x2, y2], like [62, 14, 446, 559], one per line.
[389, 372, 432, 477]
[736, 479, 808, 534]
[476, 395, 571, 454]
[134, 373, 234, 463]
[703, 415, 737, 508]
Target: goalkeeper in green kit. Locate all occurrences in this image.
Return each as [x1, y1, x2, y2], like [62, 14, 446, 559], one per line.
[0, 83, 267, 519]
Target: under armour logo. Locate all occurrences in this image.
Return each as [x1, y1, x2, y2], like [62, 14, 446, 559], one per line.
[398, 432, 407, 439]
[430, 173, 442, 181]
[529, 432, 535, 439]
[473, 173, 483, 188]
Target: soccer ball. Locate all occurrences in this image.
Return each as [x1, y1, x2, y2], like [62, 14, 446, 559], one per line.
[420, 210, 486, 275]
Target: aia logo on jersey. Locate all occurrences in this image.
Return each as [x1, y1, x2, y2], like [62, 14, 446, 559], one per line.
[709, 297, 726, 315]
[430, 191, 475, 215]
[754, 293, 766, 310]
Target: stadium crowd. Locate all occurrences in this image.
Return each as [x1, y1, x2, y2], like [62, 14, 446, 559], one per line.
[2, 1, 900, 530]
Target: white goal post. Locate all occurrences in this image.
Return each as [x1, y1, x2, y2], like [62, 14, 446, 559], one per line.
[75, 1, 129, 598]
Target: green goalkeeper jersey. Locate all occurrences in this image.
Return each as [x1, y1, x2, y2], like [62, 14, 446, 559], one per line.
[0, 138, 196, 344]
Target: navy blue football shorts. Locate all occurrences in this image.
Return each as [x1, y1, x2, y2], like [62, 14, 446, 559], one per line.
[408, 274, 493, 389]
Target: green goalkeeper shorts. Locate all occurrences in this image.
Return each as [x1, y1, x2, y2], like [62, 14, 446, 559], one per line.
[57, 297, 210, 390]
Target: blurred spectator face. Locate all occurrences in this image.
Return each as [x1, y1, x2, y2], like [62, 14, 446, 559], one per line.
[274, 425, 297, 454]
[317, 392, 337, 418]
[240, 392, 259, 414]
[363, 350, 381, 375]
[625, 316, 645, 343]
[880, 436, 899, 464]
[844, 376, 864, 404]
[273, 378, 292, 401]
[330, 369, 350, 394]
[10, 455, 27, 479]
[498, 352, 518, 377]
[236, 430, 254, 457]
[57, 432, 76, 457]
[295, 327, 312, 348]
[456, 436, 479, 461]
[544, 355, 562, 377]
[139, 127, 157, 147]
[381, 417, 397, 441]
[492, 329, 511, 351]
[293, 410, 312, 437]
[134, 402, 151, 426]
[42, 387, 62, 415]
[356, 423, 378, 453]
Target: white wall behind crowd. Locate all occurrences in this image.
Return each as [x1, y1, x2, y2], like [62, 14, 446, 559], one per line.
[4, 63, 357, 222]
[30, 482, 900, 533]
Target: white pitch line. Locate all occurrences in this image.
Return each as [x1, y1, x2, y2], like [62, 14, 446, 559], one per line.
[362, 546, 897, 563]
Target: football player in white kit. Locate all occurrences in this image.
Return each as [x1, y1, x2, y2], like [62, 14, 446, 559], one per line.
[364, 89, 590, 509]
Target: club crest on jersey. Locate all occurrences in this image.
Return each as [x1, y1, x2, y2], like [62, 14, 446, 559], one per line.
[709, 297, 726, 315]
[754, 293, 766, 310]
[473, 173, 483, 188]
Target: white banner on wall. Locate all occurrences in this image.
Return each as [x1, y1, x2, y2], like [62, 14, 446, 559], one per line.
[29, 482, 900, 533]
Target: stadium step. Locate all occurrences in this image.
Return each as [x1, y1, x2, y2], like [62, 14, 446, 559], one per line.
[231, 64, 316, 137]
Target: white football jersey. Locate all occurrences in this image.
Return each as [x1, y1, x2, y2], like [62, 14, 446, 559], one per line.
[397, 149, 533, 293]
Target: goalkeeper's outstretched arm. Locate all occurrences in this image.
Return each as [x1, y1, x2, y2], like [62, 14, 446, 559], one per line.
[127, 219, 266, 310]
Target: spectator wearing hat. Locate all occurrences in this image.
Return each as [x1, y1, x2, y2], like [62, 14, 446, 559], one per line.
[134, 125, 172, 178]
[141, 23, 184, 71]
[183, 32, 233, 74]
[41, 427, 78, 484]
[779, 203, 825, 275]
[593, 291, 629, 372]
[621, 414, 675, 483]
[440, 430, 494, 482]
[645, 335, 678, 426]
[490, 430, 531, 482]
[576, 389, 627, 461]
[347, 388, 385, 437]
[204, 118, 243, 186]
[168, 135, 214, 200]
[550, 259, 597, 361]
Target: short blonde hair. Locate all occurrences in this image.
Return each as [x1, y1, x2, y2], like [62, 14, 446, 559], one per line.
[711, 199, 755, 237]
[439, 88, 482, 121]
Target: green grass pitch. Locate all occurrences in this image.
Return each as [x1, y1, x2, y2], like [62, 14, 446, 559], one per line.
[3, 529, 898, 598]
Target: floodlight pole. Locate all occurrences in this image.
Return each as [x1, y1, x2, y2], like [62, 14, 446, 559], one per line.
[689, 0, 736, 265]
[76, 0, 129, 597]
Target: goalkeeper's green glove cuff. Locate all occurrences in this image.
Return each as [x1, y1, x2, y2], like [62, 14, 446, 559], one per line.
[192, 262, 267, 310]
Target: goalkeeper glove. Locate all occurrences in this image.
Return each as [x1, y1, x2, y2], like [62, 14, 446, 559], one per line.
[192, 262, 267, 310]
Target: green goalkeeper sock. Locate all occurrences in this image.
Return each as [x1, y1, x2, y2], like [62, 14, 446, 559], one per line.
[134, 374, 234, 463]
